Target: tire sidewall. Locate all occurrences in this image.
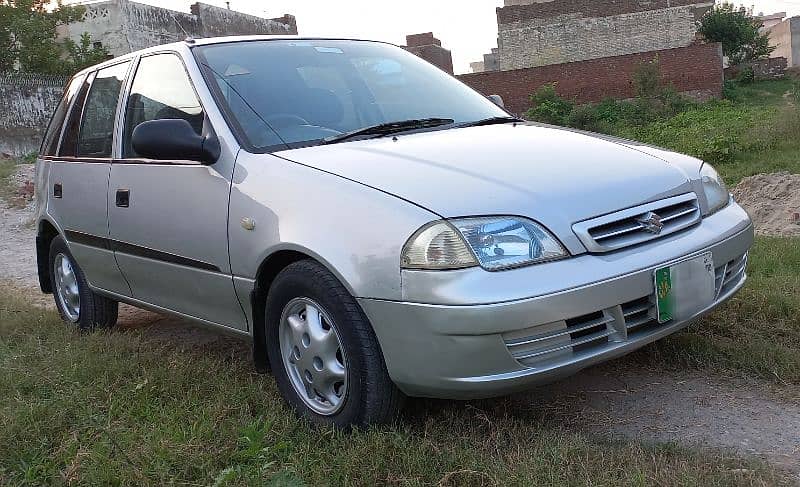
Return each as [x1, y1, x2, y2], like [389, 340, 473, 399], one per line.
[265, 265, 368, 428]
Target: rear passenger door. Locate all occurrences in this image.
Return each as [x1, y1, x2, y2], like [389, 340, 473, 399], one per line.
[107, 52, 246, 330]
[46, 62, 131, 296]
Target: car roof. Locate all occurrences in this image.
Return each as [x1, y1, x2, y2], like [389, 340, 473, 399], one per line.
[73, 36, 396, 78]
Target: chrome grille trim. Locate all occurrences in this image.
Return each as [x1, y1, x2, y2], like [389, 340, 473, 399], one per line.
[573, 193, 701, 253]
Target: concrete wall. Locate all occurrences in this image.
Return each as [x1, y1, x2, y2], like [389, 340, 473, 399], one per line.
[458, 43, 724, 116]
[0, 74, 66, 157]
[496, 0, 713, 70]
[59, 0, 297, 57]
[767, 17, 800, 67]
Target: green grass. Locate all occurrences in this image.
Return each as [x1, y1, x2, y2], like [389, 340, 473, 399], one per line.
[0, 292, 789, 486]
[638, 237, 800, 384]
[614, 84, 800, 186]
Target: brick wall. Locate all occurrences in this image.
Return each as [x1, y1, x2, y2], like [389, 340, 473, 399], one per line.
[497, 0, 713, 70]
[457, 43, 724, 116]
[404, 33, 454, 75]
[725, 57, 788, 80]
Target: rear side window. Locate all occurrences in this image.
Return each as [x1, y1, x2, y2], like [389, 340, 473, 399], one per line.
[40, 74, 86, 156]
[58, 74, 92, 157]
[76, 62, 130, 158]
[123, 53, 203, 158]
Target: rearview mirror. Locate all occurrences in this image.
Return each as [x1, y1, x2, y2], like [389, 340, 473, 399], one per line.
[132, 119, 220, 165]
[488, 94, 505, 108]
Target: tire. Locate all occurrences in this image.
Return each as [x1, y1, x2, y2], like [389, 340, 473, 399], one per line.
[265, 260, 403, 428]
[49, 235, 118, 331]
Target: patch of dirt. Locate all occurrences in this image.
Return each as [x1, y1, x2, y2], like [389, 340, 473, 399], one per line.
[0, 164, 41, 295]
[1, 163, 799, 477]
[518, 365, 800, 473]
[732, 172, 800, 237]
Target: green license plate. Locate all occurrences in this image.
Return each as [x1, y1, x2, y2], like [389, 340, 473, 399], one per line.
[655, 267, 674, 323]
[655, 252, 715, 324]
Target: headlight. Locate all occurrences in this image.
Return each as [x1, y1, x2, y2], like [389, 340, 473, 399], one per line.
[402, 217, 567, 271]
[700, 163, 729, 215]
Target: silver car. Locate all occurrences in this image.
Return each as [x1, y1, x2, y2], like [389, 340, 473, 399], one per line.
[35, 36, 753, 428]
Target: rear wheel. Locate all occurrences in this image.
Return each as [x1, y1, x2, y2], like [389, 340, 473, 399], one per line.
[49, 236, 118, 331]
[265, 260, 403, 428]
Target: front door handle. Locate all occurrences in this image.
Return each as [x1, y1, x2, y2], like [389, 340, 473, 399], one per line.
[115, 189, 130, 208]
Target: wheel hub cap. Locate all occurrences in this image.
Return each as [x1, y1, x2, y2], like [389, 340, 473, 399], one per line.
[279, 298, 347, 415]
[54, 253, 80, 322]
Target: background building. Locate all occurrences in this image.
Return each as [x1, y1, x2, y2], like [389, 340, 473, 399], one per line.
[58, 0, 298, 57]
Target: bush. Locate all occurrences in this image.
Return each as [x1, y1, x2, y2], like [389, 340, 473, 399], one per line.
[566, 104, 612, 134]
[736, 65, 756, 84]
[525, 83, 574, 126]
[792, 78, 800, 105]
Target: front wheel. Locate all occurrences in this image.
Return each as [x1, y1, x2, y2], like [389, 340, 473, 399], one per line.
[265, 260, 403, 428]
[48, 235, 118, 331]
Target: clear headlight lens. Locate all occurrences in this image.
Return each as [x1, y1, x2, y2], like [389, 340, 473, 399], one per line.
[700, 163, 729, 215]
[402, 217, 567, 271]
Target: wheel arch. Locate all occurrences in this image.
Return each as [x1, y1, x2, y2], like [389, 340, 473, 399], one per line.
[250, 247, 354, 373]
[36, 218, 60, 294]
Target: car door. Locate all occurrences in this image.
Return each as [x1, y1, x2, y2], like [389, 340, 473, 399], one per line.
[107, 51, 246, 330]
[46, 63, 132, 296]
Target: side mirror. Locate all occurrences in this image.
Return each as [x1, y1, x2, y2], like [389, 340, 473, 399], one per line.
[132, 119, 220, 165]
[488, 94, 505, 108]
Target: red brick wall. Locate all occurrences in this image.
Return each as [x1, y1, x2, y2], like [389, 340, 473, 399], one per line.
[404, 33, 454, 75]
[457, 43, 723, 115]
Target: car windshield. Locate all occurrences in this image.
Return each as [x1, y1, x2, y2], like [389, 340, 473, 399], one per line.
[193, 39, 509, 151]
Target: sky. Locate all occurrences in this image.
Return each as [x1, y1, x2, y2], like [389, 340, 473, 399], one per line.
[69, 0, 800, 74]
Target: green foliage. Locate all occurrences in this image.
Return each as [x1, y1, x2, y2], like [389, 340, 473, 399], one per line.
[698, 2, 775, 65]
[0, 0, 109, 75]
[792, 78, 800, 105]
[736, 65, 755, 84]
[524, 58, 691, 134]
[64, 32, 110, 73]
[632, 57, 661, 99]
[524, 83, 574, 126]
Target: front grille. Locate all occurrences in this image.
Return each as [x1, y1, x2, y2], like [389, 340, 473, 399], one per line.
[573, 194, 701, 253]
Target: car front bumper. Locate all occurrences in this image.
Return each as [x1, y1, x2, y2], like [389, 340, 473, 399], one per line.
[358, 202, 754, 399]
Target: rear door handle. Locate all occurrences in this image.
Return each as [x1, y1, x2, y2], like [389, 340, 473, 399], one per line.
[53, 183, 62, 198]
[115, 189, 130, 208]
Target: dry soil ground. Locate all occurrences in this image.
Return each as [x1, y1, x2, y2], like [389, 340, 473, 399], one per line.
[2, 164, 799, 477]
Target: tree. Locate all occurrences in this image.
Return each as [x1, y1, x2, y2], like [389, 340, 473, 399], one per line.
[0, 0, 109, 75]
[698, 3, 775, 65]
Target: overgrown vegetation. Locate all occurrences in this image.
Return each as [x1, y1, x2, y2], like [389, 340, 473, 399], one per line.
[0, 0, 109, 75]
[0, 290, 790, 486]
[639, 237, 800, 385]
[525, 60, 800, 185]
[697, 2, 774, 66]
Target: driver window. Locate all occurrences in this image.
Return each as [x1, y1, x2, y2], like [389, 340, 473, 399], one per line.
[123, 53, 204, 158]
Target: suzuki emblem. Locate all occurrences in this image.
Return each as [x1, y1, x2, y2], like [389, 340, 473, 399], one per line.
[637, 212, 664, 235]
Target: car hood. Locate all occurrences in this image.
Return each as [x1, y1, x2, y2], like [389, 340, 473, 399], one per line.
[275, 123, 697, 253]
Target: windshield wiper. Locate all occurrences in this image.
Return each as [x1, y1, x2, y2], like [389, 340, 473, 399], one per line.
[322, 118, 455, 145]
[455, 116, 524, 128]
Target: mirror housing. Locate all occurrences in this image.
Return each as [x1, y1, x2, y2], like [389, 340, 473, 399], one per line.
[132, 119, 220, 165]
[488, 94, 505, 108]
